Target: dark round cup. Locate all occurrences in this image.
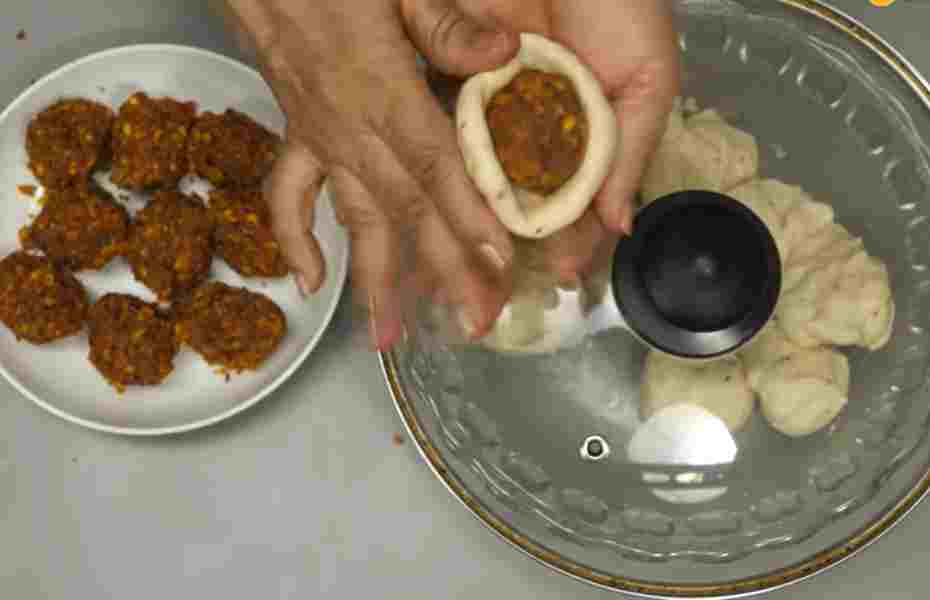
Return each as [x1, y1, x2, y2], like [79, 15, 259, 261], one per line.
[612, 190, 782, 360]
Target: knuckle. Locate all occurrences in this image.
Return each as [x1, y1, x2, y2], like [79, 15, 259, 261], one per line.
[429, 7, 466, 56]
[386, 189, 431, 227]
[249, 18, 280, 57]
[552, 252, 591, 281]
[269, 218, 307, 252]
[339, 167, 433, 230]
[406, 145, 450, 191]
[342, 207, 381, 233]
[360, 107, 390, 145]
[263, 42, 290, 76]
[334, 199, 385, 233]
[261, 41, 306, 97]
[362, 167, 436, 229]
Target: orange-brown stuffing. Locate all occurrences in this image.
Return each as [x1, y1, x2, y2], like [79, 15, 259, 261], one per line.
[209, 188, 289, 278]
[19, 186, 129, 271]
[0, 251, 88, 344]
[485, 69, 588, 195]
[87, 293, 178, 392]
[25, 98, 114, 189]
[126, 190, 214, 301]
[110, 92, 196, 189]
[188, 109, 280, 187]
[174, 281, 286, 372]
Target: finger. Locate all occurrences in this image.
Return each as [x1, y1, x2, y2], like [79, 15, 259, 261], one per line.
[416, 210, 510, 339]
[588, 230, 621, 277]
[596, 61, 679, 234]
[219, 0, 278, 56]
[404, 264, 453, 305]
[330, 168, 404, 351]
[211, 0, 260, 60]
[458, 0, 551, 35]
[263, 141, 327, 295]
[378, 77, 515, 277]
[400, 0, 519, 78]
[332, 132, 464, 312]
[402, 268, 438, 301]
[539, 210, 609, 284]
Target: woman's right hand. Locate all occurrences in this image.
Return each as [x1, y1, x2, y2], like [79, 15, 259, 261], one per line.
[222, 0, 522, 349]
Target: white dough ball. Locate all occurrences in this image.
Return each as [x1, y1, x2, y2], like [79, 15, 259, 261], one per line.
[640, 351, 755, 432]
[738, 320, 803, 390]
[687, 110, 759, 190]
[728, 178, 808, 220]
[757, 348, 850, 437]
[782, 221, 863, 292]
[777, 248, 895, 350]
[640, 103, 759, 205]
[727, 182, 788, 264]
[728, 178, 815, 264]
[780, 199, 835, 266]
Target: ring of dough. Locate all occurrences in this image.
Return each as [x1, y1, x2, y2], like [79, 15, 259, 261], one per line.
[456, 33, 618, 239]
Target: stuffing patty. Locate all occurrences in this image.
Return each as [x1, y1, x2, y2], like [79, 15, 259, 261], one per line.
[25, 98, 114, 189]
[175, 281, 286, 372]
[188, 109, 279, 187]
[19, 186, 129, 271]
[486, 69, 588, 195]
[87, 293, 178, 392]
[0, 251, 88, 344]
[209, 188, 289, 278]
[126, 190, 214, 301]
[110, 92, 196, 189]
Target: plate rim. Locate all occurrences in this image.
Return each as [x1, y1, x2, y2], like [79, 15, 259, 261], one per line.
[0, 43, 349, 436]
[381, 0, 930, 597]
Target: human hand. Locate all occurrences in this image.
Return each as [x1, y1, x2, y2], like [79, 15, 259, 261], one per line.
[222, 0, 528, 350]
[452, 0, 680, 283]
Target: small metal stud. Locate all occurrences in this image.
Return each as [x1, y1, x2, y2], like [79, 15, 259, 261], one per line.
[580, 435, 610, 461]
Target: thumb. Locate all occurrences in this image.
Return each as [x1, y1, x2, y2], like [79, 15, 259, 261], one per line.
[264, 141, 327, 296]
[596, 62, 679, 234]
[401, 0, 519, 78]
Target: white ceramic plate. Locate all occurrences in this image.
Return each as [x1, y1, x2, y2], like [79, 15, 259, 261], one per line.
[0, 44, 349, 435]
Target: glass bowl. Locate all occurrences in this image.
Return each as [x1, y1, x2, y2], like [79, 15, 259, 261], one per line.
[382, 0, 930, 596]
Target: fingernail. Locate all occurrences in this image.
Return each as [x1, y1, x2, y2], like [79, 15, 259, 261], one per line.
[456, 306, 477, 340]
[609, 213, 633, 237]
[295, 273, 311, 297]
[622, 215, 635, 237]
[480, 243, 508, 271]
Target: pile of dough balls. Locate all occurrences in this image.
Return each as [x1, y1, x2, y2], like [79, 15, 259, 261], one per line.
[639, 99, 895, 437]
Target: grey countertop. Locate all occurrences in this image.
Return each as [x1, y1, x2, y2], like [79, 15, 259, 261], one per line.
[2, 1, 929, 598]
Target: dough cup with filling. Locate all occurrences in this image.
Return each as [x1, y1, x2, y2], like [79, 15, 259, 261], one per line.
[456, 33, 618, 239]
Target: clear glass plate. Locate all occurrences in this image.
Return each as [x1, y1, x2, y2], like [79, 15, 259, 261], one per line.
[383, 0, 930, 596]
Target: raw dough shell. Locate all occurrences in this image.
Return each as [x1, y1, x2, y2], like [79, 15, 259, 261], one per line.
[456, 33, 617, 239]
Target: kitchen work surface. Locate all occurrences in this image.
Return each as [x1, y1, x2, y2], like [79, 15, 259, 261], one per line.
[2, 1, 930, 599]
